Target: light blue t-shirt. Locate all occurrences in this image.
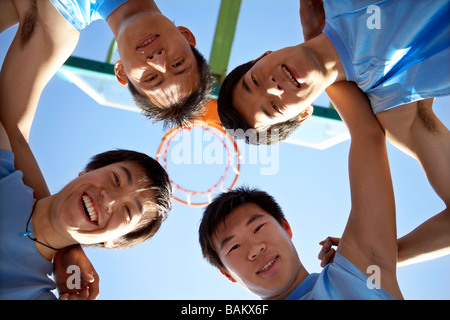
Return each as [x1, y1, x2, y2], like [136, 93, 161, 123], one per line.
[285, 253, 395, 300]
[323, 0, 450, 114]
[49, 0, 128, 31]
[0, 150, 56, 300]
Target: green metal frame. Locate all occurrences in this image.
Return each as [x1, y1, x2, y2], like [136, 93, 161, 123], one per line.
[64, 56, 115, 75]
[208, 0, 242, 85]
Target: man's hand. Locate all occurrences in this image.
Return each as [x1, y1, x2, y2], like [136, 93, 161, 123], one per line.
[318, 237, 340, 268]
[300, 0, 325, 41]
[53, 245, 100, 300]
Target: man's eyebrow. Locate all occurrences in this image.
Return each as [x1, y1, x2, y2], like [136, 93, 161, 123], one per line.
[242, 76, 253, 94]
[220, 235, 235, 251]
[120, 166, 133, 185]
[262, 108, 272, 118]
[174, 62, 193, 76]
[246, 213, 264, 226]
[147, 79, 164, 90]
[121, 166, 144, 214]
[134, 199, 143, 215]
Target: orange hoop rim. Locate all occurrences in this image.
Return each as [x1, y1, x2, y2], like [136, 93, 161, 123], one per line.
[156, 120, 241, 207]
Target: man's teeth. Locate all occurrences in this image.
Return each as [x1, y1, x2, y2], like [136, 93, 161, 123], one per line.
[282, 65, 300, 88]
[82, 194, 98, 223]
[259, 258, 276, 273]
[137, 36, 158, 49]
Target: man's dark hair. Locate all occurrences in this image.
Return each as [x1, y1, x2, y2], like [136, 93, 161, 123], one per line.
[198, 186, 285, 270]
[217, 61, 301, 145]
[128, 46, 215, 129]
[84, 149, 173, 249]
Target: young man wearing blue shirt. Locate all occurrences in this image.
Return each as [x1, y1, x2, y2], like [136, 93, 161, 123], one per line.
[0, 0, 176, 300]
[200, 79, 450, 299]
[217, 0, 450, 267]
[1, 0, 213, 128]
[200, 81, 405, 299]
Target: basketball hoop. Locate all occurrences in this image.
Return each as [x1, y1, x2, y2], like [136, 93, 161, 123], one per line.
[156, 115, 241, 207]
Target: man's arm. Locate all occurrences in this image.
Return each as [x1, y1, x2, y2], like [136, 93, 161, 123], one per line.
[299, 0, 325, 41]
[53, 246, 100, 300]
[377, 99, 450, 266]
[0, 0, 79, 198]
[325, 81, 403, 299]
[0, 121, 12, 152]
[0, 0, 19, 34]
[377, 99, 450, 206]
[0, 1, 100, 300]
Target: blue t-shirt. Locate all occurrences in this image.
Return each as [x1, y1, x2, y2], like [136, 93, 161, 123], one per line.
[0, 150, 56, 300]
[323, 0, 450, 114]
[285, 253, 395, 300]
[49, 0, 128, 31]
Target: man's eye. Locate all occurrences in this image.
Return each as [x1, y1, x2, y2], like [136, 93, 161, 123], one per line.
[146, 74, 157, 82]
[252, 75, 259, 86]
[229, 244, 240, 253]
[172, 59, 184, 67]
[113, 173, 120, 187]
[125, 207, 131, 221]
[271, 102, 280, 112]
[254, 224, 265, 233]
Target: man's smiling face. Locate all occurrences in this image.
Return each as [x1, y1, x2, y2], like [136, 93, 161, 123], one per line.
[232, 46, 325, 129]
[53, 161, 156, 247]
[212, 202, 302, 299]
[114, 12, 199, 108]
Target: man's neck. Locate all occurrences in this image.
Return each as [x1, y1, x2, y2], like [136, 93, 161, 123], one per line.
[265, 265, 310, 300]
[32, 197, 73, 261]
[302, 33, 347, 85]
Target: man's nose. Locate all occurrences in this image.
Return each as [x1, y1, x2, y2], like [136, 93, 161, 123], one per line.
[248, 242, 266, 261]
[146, 50, 167, 73]
[265, 76, 283, 95]
[101, 189, 116, 215]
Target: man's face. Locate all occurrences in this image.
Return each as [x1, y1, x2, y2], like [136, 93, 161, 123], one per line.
[232, 46, 325, 129]
[212, 202, 302, 299]
[114, 12, 199, 108]
[53, 161, 156, 247]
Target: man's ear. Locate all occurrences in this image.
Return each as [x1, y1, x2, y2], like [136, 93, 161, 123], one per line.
[104, 240, 118, 248]
[177, 26, 196, 46]
[220, 269, 237, 283]
[252, 51, 273, 63]
[298, 105, 314, 124]
[78, 170, 87, 177]
[114, 60, 128, 86]
[282, 218, 293, 239]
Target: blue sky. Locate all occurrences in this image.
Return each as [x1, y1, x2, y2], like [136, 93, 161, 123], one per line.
[1, 0, 449, 300]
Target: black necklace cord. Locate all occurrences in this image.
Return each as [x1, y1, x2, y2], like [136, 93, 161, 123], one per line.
[19, 199, 61, 251]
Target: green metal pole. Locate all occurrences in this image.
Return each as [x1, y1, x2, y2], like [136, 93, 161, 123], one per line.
[209, 0, 242, 85]
[106, 39, 117, 64]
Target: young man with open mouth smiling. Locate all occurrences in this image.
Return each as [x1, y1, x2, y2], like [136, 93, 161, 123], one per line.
[0, 0, 173, 300]
[218, 1, 449, 226]
[200, 80, 450, 300]
[52, 159, 161, 248]
[1, 0, 213, 128]
[217, 1, 450, 285]
[109, 0, 214, 126]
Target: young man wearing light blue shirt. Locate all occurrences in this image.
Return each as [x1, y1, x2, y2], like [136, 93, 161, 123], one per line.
[217, 0, 450, 267]
[1, 0, 213, 128]
[199, 81, 404, 300]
